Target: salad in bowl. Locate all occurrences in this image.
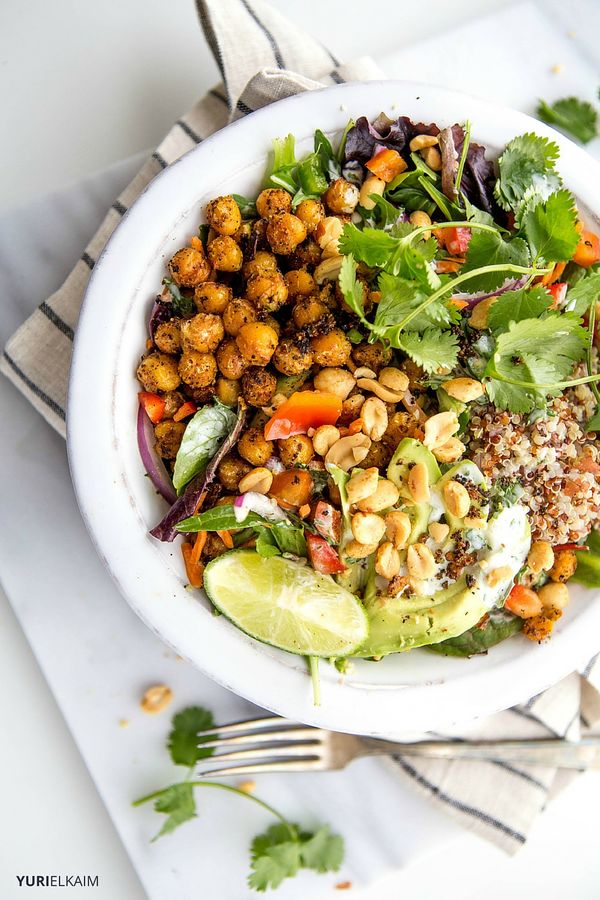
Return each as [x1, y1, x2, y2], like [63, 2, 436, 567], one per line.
[135, 110, 600, 695]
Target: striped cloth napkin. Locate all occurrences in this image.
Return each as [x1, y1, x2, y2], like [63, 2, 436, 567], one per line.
[2, 0, 600, 855]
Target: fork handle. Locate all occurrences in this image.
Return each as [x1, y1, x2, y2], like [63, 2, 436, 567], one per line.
[360, 736, 600, 769]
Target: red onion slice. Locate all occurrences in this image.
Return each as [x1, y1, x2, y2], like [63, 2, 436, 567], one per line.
[137, 404, 177, 504]
[455, 276, 529, 308]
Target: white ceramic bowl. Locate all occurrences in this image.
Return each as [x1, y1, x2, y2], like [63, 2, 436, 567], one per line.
[68, 81, 600, 737]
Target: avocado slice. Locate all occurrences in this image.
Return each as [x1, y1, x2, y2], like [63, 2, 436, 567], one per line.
[387, 438, 442, 498]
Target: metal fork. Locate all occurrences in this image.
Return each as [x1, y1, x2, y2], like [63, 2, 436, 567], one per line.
[195, 716, 600, 777]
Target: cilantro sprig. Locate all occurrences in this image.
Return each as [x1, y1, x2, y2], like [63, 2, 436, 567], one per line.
[134, 705, 344, 892]
[537, 96, 598, 145]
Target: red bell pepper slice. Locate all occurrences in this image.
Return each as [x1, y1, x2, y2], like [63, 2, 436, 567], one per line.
[548, 282, 567, 308]
[312, 501, 342, 544]
[138, 391, 165, 424]
[264, 391, 342, 441]
[173, 401, 198, 422]
[306, 533, 346, 575]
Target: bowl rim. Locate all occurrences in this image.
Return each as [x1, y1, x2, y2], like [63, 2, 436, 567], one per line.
[67, 79, 600, 736]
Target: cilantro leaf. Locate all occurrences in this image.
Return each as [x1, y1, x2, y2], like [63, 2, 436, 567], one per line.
[485, 314, 587, 411]
[162, 278, 195, 316]
[249, 824, 301, 891]
[586, 409, 600, 432]
[462, 229, 530, 291]
[494, 132, 560, 211]
[338, 254, 368, 322]
[396, 328, 460, 374]
[487, 286, 552, 332]
[537, 97, 598, 144]
[522, 189, 579, 263]
[168, 706, 216, 766]
[299, 826, 344, 873]
[338, 224, 396, 268]
[232, 194, 257, 218]
[151, 783, 197, 840]
[375, 273, 454, 332]
[566, 272, 600, 316]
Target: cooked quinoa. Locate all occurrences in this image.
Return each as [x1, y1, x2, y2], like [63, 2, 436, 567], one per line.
[468, 384, 600, 544]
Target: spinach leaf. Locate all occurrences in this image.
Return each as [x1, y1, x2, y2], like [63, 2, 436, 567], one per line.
[232, 194, 257, 218]
[428, 608, 523, 657]
[162, 278, 195, 316]
[172, 403, 237, 492]
[572, 530, 600, 588]
[176, 505, 268, 533]
[255, 523, 307, 558]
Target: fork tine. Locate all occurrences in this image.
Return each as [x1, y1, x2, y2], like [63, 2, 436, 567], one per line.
[198, 727, 320, 750]
[202, 744, 320, 763]
[197, 759, 326, 777]
[195, 716, 293, 738]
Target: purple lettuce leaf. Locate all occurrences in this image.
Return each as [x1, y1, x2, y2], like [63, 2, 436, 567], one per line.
[344, 113, 439, 165]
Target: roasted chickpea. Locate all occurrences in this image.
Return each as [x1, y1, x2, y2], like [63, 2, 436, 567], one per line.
[256, 188, 292, 218]
[272, 337, 314, 375]
[351, 341, 392, 374]
[288, 238, 321, 269]
[168, 247, 211, 287]
[245, 272, 288, 312]
[311, 328, 351, 367]
[194, 281, 232, 315]
[292, 296, 328, 328]
[222, 298, 257, 336]
[154, 320, 182, 355]
[236, 322, 279, 366]
[324, 178, 360, 214]
[216, 338, 248, 380]
[215, 377, 241, 406]
[339, 393, 366, 425]
[284, 269, 317, 298]
[295, 198, 324, 234]
[154, 420, 186, 459]
[266, 213, 307, 255]
[207, 235, 243, 272]
[180, 312, 224, 353]
[238, 426, 274, 466]
[178, 350, 217, 388]
[262, 314, 281, 336]
[241, 366, 278, 407]
[203, 532, 228, 560]
[217, 454, 252, 492]
[358, 440, 393, 470]
[205, 195, 242, 236]
[137, 352, 181, 392]
[278, 434, 314, 468]
[243, 251, 278, 280]
[162, 390, 185, 419]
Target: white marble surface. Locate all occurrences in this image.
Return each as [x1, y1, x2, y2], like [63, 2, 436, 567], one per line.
[2, 2, 600, 899]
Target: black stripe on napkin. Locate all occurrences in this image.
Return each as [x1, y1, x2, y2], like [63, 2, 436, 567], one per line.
[152, 151, 168, 170]
[177, 119, 202, 144]
[81, 252, 95, 270]
[237, 97, 255, 116]
[40, 302, 74, 341]
[210, 88, 229, 108]
[112, 200, 128, 216]
[394, 756, 526, 844]
[240, 0, 285, 69]
[3, 351, 66, 421]
[329, 70, 345, 84]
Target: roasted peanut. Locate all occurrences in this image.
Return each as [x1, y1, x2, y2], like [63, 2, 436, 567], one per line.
[408, 462, 430, 503]
[432, 437, 466, 463]
[325, 433, 371, 471]
[356, 377, 404, 403]
[407, 544, 436, 579]
[375, 542, 401, 580]
[409, 210, 432, 240]
[314, 256, 343, 284]
[409, 135, 439, 151]
[538, 582, 570, 611]
[361, 396, 388, 441]
[141, 684, 173, 714]
[315, 216, 344, 250]
[378, 367, 410, 393]
[313, 367, 356, 399]
[443, 377, 485, 403]
[428, 522, 450, 543]
[346, 467, 380, 505]
[238, 467, 273, 495]
[469, 296, 497, 329]
[422, 146, 442, 171]
[345, 539, 379, 559]
[527, 541, 555, 575]
[385, 510, 412, 549]
[443, 480, 470, 518]
[423, 411, 460, 450]
[359, 174, 386, 210]
[312, 425, 341, 457]
[356, 478, 400, 513]
[351, 512, 386, 545]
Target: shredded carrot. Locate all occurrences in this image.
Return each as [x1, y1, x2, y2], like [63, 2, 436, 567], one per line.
[217, 530, 234, 549]
[347, 418, 363, 435]
[193, 491, 207, 516]
[436, 259, 462, 274]
[181, 542, 204, 588]
[190, 530, 208, 565]
[190, 235, 203, 251]
[449, 298, 469, 310]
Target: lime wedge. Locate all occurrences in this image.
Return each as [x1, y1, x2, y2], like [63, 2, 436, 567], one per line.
[203, 550, 368, 657]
